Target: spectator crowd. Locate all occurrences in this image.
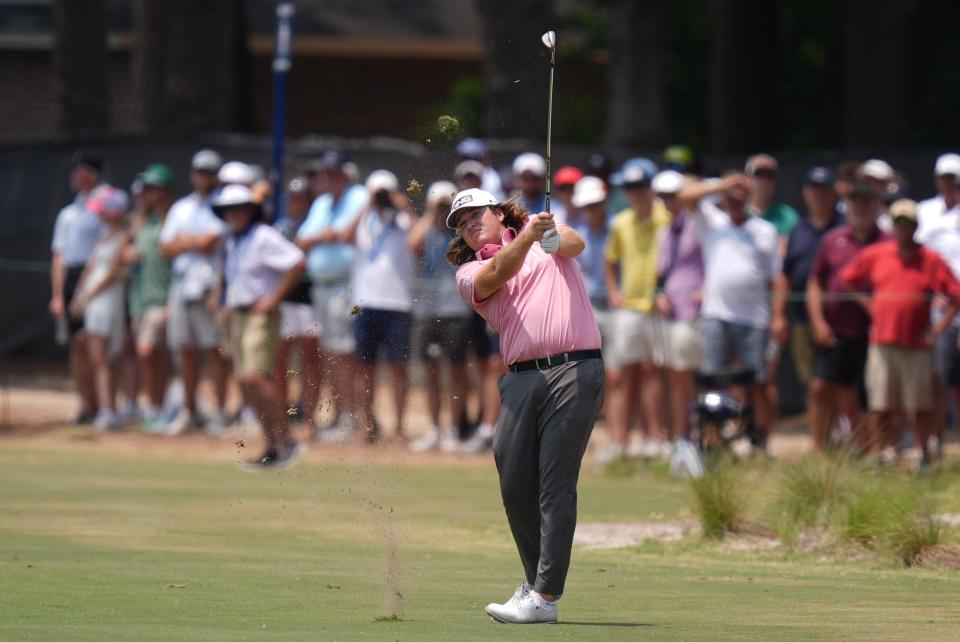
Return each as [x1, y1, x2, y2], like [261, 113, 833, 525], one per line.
[49, 141, 960, 469]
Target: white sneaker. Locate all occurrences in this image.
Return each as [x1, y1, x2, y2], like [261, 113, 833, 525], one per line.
[119, 401, 142, 424]
[320, 415, 358, 444]
[204, 412, 230, 436]
[409, 427, 441, 453]
[639, 439, 661, 459]
[460, 423, 494, 455]
[92, 410, 121, 433]
[439, 429, 461, 454]
[657, 439, 673, 460]
[485, 586, 558, 624]
[593, 442, 624, 466]
[165, 408, 199, 436]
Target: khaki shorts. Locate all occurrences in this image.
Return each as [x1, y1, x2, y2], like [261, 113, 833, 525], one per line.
[865, 344, 934, 412]
[609, 309, 659, 369]
[662, 319, 703, 372]
[229, 309, 281, 377]
[132, 306, 167, 351]
[167, 282, 221, 351]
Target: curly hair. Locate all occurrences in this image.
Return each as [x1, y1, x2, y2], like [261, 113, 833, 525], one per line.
[445, 201, 529, 267]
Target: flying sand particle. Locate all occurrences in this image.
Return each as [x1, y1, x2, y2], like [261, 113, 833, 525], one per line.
[406, 179, 423, 197]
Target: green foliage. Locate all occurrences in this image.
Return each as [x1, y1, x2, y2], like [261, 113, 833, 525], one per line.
[777, 451, 860, 529]
[690, 457, 745, 539]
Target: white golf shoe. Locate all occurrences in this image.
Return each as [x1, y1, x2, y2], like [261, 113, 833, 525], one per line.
[485, 584, 558, 624]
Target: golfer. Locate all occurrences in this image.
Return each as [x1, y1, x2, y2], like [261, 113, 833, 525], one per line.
[447, 188, 604, 624]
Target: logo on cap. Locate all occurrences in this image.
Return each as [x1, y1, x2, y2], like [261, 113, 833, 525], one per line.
[452, 194, 474, 210]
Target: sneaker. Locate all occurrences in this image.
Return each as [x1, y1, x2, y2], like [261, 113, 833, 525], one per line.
[139, 415, 169, 434]
[272, 441, 305, 470]
[165, 409, 201, 436]
[320, 415, 358, 444]
[409, 428, 441, 453]
[119, 401, 142, 424]
[459, 423, 494, 455]
[92, 410, 122, 433]
[203, 412, 230, 437]
[485, 587, 558, 624]
[73, 409, 96, 425]
[593, 442, 625, 466]
[439, 429, 461, 454]
[314, 414, 341, 440]
[639, 439, 661, 459]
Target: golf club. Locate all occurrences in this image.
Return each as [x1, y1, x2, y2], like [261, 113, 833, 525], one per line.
[540, 29, 560, 253]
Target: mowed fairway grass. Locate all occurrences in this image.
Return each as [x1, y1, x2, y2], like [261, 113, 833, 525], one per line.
[2, 441, 959, 641]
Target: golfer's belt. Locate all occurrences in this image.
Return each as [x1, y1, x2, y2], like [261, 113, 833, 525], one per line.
[508, 349, 602, 373]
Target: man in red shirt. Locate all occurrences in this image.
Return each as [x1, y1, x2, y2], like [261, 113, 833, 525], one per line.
[806, 183, 887, 451]
[840, 199, 960, 465]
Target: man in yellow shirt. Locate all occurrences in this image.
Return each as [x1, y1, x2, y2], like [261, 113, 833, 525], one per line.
[602, 161, 671, 462]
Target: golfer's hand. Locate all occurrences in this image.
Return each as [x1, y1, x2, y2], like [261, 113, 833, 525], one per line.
[655, 292, 673, 318]
[524, 212, 555, 242]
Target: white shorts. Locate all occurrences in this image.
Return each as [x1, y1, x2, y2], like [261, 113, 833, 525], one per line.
[167, 282, 222, 351]
[280, 302, 319, 339]
[312, 281, 356, 355]
[661, 319, 703, 372]
[610, 309, 662, 368]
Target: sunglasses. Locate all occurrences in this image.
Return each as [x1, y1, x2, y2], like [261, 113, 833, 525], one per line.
[751, 169, 777, 180]
[656, 192, 678, 200]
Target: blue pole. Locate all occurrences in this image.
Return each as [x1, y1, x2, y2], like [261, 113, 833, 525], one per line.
[269, 0, 295, 221]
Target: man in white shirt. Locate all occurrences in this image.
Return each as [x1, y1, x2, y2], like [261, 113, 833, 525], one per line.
[341, 170, 417, 443]
[49, 151, 106, 423]
[679, 172, 781, 450]
[917, 153, 960, 235]
[159, 149, 230, 434]
[214, 185, 306, 469]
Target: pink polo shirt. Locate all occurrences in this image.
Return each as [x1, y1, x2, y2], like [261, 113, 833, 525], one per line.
[456, 225, 601, 366]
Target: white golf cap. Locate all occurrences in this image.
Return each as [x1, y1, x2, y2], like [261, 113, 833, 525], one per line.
[454, 160, 485, 181]
[512, 152, 547, 177]
[935, 153, 960, 177]
[858, 159, 894, 182]
[218, 161, 255, 186]
[211, 184, 256, 213]
[446, 187, 501, 228]
[191, 149, 222, 172]
[652, 170, 685, 194]
[571, 176, 607, 208]
[427, 181, 456, 206]
[365, 169, 399, 193]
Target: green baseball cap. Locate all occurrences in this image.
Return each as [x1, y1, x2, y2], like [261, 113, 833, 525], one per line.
[139, 163, 175, 188]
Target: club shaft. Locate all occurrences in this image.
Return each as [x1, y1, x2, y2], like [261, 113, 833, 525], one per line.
[545, 47, 555, 214]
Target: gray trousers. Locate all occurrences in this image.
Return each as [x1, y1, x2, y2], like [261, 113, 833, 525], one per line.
[492, 358, 605, 596]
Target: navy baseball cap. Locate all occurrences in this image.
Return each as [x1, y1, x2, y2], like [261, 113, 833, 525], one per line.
[69, 150, 103, 172]
[804, 166, 835, 186]
[307, 150, 349, 174]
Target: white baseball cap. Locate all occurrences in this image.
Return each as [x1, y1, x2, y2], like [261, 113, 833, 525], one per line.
[365, 169, 399, 193]
[211, 184, 256, 213]
[446, 188, 501, 228]
[512, 152, 547, 177]
[454, 160, 485, 181]
[427, 181, 456, 206]
[858, 159, 894, 182]
[652, 170, 685, 195]
[571, 176, 607, 208]
[191, 149, 222, 172]
[935, 153, 960, 177]
[218, 161, 255, 186]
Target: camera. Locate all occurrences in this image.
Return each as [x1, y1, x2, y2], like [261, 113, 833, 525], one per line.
[374, 188, 393, 210]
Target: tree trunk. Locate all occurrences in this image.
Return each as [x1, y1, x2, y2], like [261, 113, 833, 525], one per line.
[53, 0, 109, 136]
[605, 0, 669, 151]
[475, 0, 554, 140]
[843, 0, 911, 147]
[708, 0, 780, 152]
[130, 0, 244, 135]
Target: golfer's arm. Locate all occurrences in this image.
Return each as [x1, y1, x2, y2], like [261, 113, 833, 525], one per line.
[50, 253, 65, 301]
[555, 225, 584, 258]
[473, 236, 536, 300]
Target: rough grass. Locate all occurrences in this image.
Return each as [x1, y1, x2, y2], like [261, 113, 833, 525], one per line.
[689, 456, 745, 539]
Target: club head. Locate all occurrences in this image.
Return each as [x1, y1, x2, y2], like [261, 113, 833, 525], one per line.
[541, 30, 556, 50]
